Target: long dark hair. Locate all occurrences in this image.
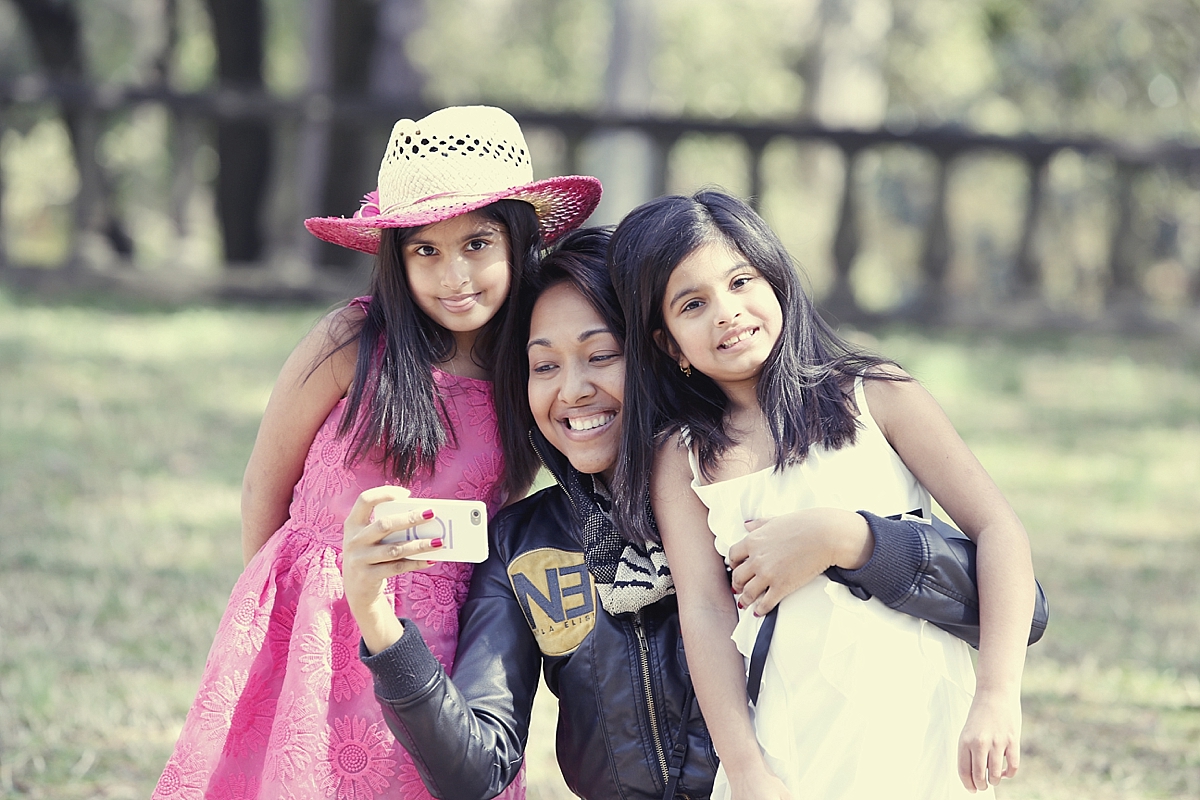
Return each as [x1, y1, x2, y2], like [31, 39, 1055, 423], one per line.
[337, 199, 541, 503]
[493, 226, 619, 488]
[609, 190, 904, 542]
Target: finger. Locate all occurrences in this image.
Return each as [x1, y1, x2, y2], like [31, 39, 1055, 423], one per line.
[728, 539, 748, 569]
[744, 517, 770, 533]
[730, 561, 754, 594]
[971, 740, 989, 791]
[739, 574, 767, 608]
[1005, 740, 1020, 778]
[374, 534, 445, 565]
[374, 506, 436, 543]
[988, 740, 1005, 786]
[751, 586, 780, 616]
[346, 485, 412, 528]
[957, 740, 975, 792]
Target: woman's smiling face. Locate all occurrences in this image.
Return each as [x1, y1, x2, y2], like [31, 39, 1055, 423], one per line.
[526, 282, 625, 481]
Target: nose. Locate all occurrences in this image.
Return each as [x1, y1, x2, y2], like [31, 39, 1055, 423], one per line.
[711, 292, 741, 326]
[559, 360, 595, 404]
[440, 253, 470, 290]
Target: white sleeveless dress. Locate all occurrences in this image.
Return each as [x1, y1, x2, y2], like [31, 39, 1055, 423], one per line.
[689, 378, 989, 800]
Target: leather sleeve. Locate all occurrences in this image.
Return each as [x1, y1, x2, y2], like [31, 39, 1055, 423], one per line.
[359, 540, 542, 800]
[828, 512, 1049, 649]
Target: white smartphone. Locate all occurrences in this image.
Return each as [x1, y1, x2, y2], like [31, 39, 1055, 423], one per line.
[374, 498, 489, 563]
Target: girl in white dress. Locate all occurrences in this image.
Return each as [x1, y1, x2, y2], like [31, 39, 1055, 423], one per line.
[608, 190, 1036, 799]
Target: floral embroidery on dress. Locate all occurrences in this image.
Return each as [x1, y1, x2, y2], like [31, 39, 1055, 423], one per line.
[228, 589, 271, 657]
[288, 492, 343, 546]
[266, 600, 297, 664]
[299, 609, 371, 702]
[209, 772, 260, 800]
[265, 692, 320, 784]
[299, 413, 356, 498]
[194, 669, 275, 757]
[457, 450, 505, 508]
[395, 761, 437, 800]
[462, 388, 501, 447]
[406, 571, 470, 637]
[152, 742, 208, 800]
[288, 545, 345, 600]
[316, 716, 397, 800]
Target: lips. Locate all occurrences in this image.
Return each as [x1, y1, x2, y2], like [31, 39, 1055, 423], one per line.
[565, 412, 617, 432]
[439, 293, 480, 313]
[718, 327, 758, 350]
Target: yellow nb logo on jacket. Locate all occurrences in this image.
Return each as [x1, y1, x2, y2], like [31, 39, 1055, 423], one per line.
[507, 548, 596, 656]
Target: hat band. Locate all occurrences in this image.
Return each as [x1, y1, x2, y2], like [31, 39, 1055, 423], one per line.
[379, 188, 515, 217]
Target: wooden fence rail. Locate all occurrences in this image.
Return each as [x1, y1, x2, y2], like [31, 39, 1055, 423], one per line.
[3, 79, 1200, 329]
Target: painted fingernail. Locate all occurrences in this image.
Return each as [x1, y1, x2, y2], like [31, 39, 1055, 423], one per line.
[430, 538, 444, 548]
[737, 602, 744, 609]
[422, 509, 435, 520]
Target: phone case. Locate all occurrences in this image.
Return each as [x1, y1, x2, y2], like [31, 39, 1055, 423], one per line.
[373, 498, 489, 563]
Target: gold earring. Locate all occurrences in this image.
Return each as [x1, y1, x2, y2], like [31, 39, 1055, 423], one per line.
[680, 363, 692, 378]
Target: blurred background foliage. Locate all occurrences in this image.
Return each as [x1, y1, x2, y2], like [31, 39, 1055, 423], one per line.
[1, 1, 1200, 799]
[0, 0, 1199, 325]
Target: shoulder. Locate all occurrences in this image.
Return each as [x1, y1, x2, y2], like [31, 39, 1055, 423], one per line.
[491, 485, 574, 556]
[859, 365, 944, 439]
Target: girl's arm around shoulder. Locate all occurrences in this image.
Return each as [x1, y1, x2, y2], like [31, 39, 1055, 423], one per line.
[653, 436, 792, 800]
[241, 305, 361, 565]
[864, 366, 1035, 791]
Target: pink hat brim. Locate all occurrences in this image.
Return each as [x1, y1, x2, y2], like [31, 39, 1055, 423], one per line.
[304, 174, 602, 255]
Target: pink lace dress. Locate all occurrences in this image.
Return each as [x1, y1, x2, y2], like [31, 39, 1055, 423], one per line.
[154, 359, 525, 800]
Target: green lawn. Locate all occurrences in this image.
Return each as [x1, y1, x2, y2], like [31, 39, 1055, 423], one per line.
[1, 287, 1197, 799]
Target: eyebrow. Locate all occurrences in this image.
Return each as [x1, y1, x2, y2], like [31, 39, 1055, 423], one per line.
[526, 327, 613, 352]
[407, 225, 502, 248]
[666, 262, 751, 309]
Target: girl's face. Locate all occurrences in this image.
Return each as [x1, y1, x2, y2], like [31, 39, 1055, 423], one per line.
[659, 238, 783, 393]
[403, 210, 512, 338]
[527, 282, 625, 482]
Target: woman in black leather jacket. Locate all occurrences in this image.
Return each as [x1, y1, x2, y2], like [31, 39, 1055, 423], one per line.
[340, 228, 1032, 800]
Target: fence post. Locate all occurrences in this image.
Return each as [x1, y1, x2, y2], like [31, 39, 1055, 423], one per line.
[1106, 161, 1141, 312]
[1013, 152, 1050, 300]
[295, 0, 335, 272]
[914, 152, 953, 320]
[745, 133, 770, 212]
[0, 99, 6, 272]
[825, 144, 862, 318]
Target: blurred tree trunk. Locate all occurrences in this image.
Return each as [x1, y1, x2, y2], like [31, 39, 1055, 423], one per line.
[586, 0, 659, 225]
[11, 0, 134, 263]
[205, 0, 272, 265]
[318, 0, 426, 268]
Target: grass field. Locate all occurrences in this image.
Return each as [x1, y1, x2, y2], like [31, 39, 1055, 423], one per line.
[1, 287, 1198, 799]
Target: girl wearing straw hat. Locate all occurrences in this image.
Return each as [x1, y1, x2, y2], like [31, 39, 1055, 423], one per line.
[153, 106, 600, 800]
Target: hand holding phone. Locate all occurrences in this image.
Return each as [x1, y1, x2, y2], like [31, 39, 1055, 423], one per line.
[374, 498, 489, 563]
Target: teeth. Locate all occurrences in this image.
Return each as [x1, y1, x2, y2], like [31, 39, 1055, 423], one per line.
[567, 413, 615, 431]
[720, 329, 754, 349]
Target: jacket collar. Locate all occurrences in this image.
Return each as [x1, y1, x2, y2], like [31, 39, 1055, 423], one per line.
[530, 426, 574, 491]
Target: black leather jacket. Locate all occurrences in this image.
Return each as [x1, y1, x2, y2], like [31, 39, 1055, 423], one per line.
[359, 432, 1041, 800]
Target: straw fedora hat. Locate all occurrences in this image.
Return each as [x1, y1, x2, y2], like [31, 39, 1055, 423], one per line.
[304, 106, 602, 254]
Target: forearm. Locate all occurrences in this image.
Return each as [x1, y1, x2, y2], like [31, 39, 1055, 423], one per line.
[975, 523, 1035, 693]
[681, 599, 767, 773]
[363, 622, 527, 800]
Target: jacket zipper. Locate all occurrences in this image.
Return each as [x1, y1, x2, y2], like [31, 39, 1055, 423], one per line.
[634, 612, 670, 786]
[533, 432, 683, 796]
